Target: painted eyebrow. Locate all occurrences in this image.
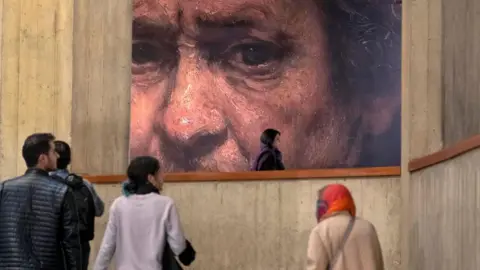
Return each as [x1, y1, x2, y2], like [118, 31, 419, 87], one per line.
[196, 17, 256, 29]
[132, 17, 178, 40]
[132, 8, 296, 51]
[194, 15, 295, 50]
[193, 4, 273, 31]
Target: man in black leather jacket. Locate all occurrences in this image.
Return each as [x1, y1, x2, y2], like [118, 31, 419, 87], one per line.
[0, 133, 82, 270]
[51, 140, 105, 270]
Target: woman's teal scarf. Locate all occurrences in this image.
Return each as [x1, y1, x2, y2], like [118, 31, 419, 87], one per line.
[121, 180, 131, 197]
[122, 179, 160, 197]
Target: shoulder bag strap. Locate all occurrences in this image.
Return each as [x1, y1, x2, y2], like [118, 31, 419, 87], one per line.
[328, 216, 356, 270]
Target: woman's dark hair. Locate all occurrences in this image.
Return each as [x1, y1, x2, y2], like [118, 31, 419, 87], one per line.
[260, 128, 281, 147]
[125, 156, 161, 195]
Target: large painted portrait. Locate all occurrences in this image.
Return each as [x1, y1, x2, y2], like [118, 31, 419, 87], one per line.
[129, 0, 402, 172]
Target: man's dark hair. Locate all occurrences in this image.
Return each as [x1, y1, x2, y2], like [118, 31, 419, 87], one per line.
[319, 0, 401, 165]
[22, 133, 56, 168]
[320, 0, 401, 103]
[125, 156, 161, 194]
[54, 141, 71, 170]
[260, 129, 281, 147]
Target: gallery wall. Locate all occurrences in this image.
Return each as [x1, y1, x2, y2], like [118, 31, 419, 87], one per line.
[0, 0, 403, 177]
[0, 0, 74, 179]
[88, 176, 401, 270]
[0, 0, 479, 269]
[408, 147, 480, 270]
[442, 0, 480, 147]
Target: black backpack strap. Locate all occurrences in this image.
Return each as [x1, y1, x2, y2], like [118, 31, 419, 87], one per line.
[328, 217, 355, 270]
[0, 181, 4, 202]
[66, 173, 83, 186]
[69, 173, 94, 199]
[49, 174, 71, 189]
[68, 173, 96, 241]
[67, 173, 94, 212]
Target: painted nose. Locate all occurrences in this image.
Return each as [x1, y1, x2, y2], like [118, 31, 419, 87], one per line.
[159, 50, 228, 150]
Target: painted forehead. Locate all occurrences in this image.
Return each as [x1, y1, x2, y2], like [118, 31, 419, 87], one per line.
[133, 0, 318, 32]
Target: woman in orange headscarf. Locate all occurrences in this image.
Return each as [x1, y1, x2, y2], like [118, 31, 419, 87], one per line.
[306, 184, 384, 270]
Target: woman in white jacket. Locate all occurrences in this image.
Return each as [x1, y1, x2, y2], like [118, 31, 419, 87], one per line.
[94, 156, 195, 270]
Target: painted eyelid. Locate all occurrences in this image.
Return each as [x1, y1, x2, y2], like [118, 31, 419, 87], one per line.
[224, 39, 280, 51]
[198, 37, 278, 53]
[132, 42, 178, 63]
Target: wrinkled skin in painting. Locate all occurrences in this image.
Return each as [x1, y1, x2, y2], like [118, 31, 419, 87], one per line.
[129, 0, 402, 172]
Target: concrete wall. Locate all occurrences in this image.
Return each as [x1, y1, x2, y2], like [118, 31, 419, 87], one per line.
[0, 0, 130, 179]
[402, 0, 480, 268]
[403, 0, 480, 156]
[408, 148, 480, 270]
[90, 177, 401, 270]
[0, 2, 402, 269]
[0, 0, 75, 177]
[442, 0, 480, 146]
[2, 0, 479, 269]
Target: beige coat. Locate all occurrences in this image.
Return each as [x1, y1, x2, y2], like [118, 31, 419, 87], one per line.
[306, 212, 384, 270]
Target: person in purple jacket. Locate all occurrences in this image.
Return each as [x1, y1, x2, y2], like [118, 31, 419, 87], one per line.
[251, 129, 286, 171]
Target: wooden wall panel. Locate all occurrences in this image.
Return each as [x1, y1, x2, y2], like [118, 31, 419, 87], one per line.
[409, 147, 480, 270]
[0, 0, 74, 179]
[442, 0, 480, 146]
[89, 177, 402, 270]
[70, 0, 131, 175]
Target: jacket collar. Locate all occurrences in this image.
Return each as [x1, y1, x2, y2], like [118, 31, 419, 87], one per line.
[25, 167, 50, 177]
[50, 169, 69, 179]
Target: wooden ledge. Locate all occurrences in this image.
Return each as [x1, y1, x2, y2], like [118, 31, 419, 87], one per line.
[83, 166, 401, 184]
[409, 134, 480, 172]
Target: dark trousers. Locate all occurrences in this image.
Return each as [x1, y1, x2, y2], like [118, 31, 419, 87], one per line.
[81, 241, 90, 270]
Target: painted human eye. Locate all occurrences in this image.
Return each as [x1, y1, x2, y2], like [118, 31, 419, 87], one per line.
[132, 41, 161, 65]
[131, 40, 178, 87]
[131, 40, 178, 75]
[235, 42, 279, 66]
[224, 41, 286, 77]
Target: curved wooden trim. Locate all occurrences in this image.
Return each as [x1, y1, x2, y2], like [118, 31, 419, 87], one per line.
[409, 134, 480, 172]
[82, 166, 400, 184]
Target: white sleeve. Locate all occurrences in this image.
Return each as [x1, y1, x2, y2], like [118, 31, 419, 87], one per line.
[93, 200, 118, 270]
[165, 201, 187, 255]
[306, 229, 329, 270]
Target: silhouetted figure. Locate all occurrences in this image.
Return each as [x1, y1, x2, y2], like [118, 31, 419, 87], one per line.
[251, 128, 285, 171]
